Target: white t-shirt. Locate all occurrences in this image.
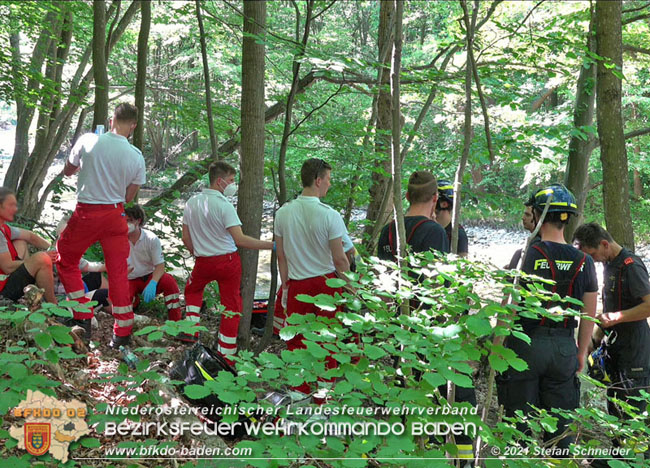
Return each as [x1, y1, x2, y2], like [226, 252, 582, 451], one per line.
[127, 228, 164, 280]
[275, 195, 347, 280]
[183, 188, 242, 257]
[0, 225, 30, 254]
[69, 132, 146, 204]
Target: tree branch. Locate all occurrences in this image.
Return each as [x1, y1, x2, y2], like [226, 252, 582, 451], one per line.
[287, 84, 343, 138]
[623, 2, 650, 14]
[622, 12, 650, 25]
[311, 0, 337, 21]
[587, 127, 650, 152]
[623, 43, 650, 55]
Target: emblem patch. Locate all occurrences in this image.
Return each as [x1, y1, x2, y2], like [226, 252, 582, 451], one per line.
[25, 422, 51, 456]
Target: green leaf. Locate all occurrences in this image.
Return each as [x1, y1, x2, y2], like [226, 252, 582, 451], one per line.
[488, 353, 508, 373]
[34, 333, 53, 348]
[148, 331, 163, 341]
[423, 372, 446, 388]
[304, 341, 329, 359]
[29, 312, 46, 324]
[80, 437, 101, 448]
[184, 385, 211, 399]
[48, 325, 74, 345]
[325, 278, 347, 288]
[466, 316, 492, 337]
[364, 344, 386, 360]
[45, 349, 60, 364]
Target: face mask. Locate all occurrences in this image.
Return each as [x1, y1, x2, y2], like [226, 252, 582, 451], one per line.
[223, 182, 238, 197]
[127, 222, 136, 234]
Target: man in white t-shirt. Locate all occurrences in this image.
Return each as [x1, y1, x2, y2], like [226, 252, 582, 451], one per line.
[274, 158, 350, 395]
[57, 103, 146, 347]
[124, 205, 181, 321]
[182, 161, 273, 360]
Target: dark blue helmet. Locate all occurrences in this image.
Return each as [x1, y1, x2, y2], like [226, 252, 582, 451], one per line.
[533, 184, 578, 215]
[437, 179, 454, 203]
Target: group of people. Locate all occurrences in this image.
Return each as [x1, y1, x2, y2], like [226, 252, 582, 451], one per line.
[0, 102, 647, 458]
[374, 171, 648, 459]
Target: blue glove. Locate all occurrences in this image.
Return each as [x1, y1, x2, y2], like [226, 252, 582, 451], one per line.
[142, 280, 158, 303]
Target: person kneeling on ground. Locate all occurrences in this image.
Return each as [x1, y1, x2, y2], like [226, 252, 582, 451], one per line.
[0, 187, 57, 304]
[125, 205, 181, 321]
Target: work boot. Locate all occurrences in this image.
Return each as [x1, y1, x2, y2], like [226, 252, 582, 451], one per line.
[58, 317, 91, 342]
[109, 333, 131, 349]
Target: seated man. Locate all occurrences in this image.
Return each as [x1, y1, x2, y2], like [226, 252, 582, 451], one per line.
[125, 205, 181, 321]
[0, 188, 57, 303]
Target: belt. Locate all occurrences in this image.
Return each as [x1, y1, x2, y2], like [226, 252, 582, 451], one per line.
[77, 202, 124, 210]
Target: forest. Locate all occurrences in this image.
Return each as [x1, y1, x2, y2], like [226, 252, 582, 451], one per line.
[0, 0, 649, 467]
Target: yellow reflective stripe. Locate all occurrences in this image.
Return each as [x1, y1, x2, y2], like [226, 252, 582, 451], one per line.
[194, 361, 214, 381]
[115, 319, 134, 327]
[438, 185, 453, 190]
[0, 274, 9, 281]
[186, 305, 201, 313]
[165, 293, 179, 301]
[186, 314, 201, 322]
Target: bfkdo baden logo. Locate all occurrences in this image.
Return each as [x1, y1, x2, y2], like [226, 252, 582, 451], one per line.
[9, 390, 91, 463]
[25, 422, 51, 456]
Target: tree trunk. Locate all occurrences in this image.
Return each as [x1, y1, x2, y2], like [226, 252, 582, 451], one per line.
[277, 0, 314, 206]
[596, 0, 634, 250]
[451, 0, 477, 254]
[92, 0, 109, 131]
[238, 0, 266, 350]
[363, 0, 394, 243]
[16, 2, 140, 221]
[195, 0, 218, 159]
[133, 0, 151, 151]
[564, 9, 597, 242]
[3, 6, 61, 191]
[391, 0, 407, 285]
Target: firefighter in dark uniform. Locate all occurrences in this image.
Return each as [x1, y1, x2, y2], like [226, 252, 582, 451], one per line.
[435, 180, 469, 257]
[497, 184, 598, 451]
[377, 170, 449, 261]
[573, 222, 650, 456]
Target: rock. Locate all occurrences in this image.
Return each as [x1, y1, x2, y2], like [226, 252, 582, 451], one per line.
[96, 311, 111, 321]
[134, 314, 152, 325]
[91, 317, 98, 329]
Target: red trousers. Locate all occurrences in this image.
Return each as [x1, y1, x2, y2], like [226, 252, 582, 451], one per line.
[129, 273, 181, 321]
[286, 273, 342, 394]
[56, 203, 133, 336]
[184, 253, 242, 360]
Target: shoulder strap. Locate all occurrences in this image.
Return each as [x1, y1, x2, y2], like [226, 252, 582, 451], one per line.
[388, 218, 431, 257]
[0, 225, 18, 262]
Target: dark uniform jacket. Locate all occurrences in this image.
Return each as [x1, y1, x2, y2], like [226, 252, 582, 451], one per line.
[519, 240, 598, 332]
[603, 248, 650, 375]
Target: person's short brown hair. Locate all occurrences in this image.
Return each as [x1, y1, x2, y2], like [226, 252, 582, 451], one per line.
[300, 158, 332, 187]
[573, 222, 613, 249]
[209, 161, 237, 186]
[0, 187, 15, 205]
[124, 204, 146, 226]
[407, 171, 437, 204]
[113, 103, 138, 123]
